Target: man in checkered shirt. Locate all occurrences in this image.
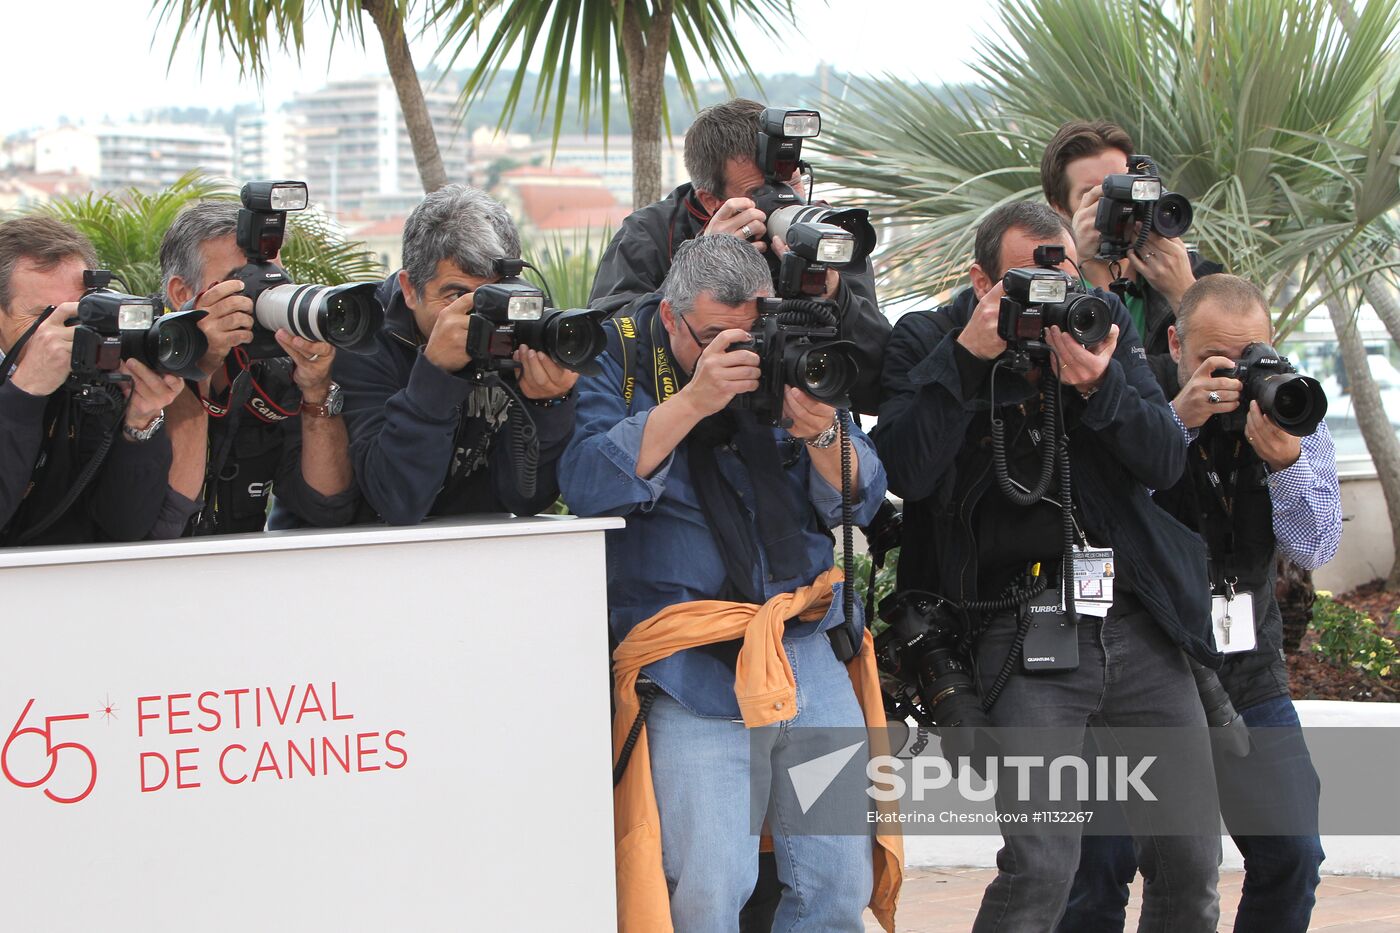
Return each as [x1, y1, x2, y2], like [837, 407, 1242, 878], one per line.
[1065, 273, 1341, 933]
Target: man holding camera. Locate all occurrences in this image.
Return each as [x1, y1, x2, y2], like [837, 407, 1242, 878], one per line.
[335, 184, 575, 524]
[562, 234, 893, 932]
[1042, 120, 1221, 354]
[875, 202, 1221, 931]
[0, 216, 183, 546]
[158, 200, 357, 535]
[588, 98, 891, 414]
[1062, 275, 1340, 933]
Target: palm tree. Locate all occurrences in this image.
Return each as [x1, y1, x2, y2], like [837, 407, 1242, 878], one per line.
[432, 0, 796, 209]
[152, 0, 449, 192]
[820, 0, 1400, 587]
[38, 172, 382, 297]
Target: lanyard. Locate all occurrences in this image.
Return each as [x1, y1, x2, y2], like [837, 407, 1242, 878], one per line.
[1193, 436, 1245, 586]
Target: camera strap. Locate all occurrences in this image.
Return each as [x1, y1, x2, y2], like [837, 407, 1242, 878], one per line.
[200, 349, 301, 424]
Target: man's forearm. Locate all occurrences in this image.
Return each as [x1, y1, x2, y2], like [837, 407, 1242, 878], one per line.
[807, 439, 859, 495]
[299, 416, 353, 498]
[637, 392, 704, 478]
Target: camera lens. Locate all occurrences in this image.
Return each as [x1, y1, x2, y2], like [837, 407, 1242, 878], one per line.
[1057, 294, 1113, 347]
[253, 281, 384, 354]
[525, 308, 607, 373]
[325, 294, 366, 344]
[1258, 373, 1327, 436]
[1152, 192, 1194, 239]
[789, 342, 859, 404]
[157, 322, 189, 365]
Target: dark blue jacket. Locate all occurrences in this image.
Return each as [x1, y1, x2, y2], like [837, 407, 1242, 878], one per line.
[873, 286, 1220, 666]
[332, 273, 575, 525]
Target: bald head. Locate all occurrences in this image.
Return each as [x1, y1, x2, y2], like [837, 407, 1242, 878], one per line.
[1170, 274, 1273, 385]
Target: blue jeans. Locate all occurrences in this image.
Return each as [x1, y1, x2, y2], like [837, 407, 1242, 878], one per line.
[1062, 695, 1324, 933]
[647, 631, 873, 933]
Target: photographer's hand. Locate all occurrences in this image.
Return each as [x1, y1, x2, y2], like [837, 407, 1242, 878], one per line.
[1133, 233, 1195, 310]
[10, 303, 78, 396]
[120, 360, 183, 433]
[1072, 185, 1115, 291]
[514, 346, 578, 399]
[424, 291, 476, 373]
[275, 329, 335, 403]
[1246, 401, 1302, 471]
[771, 234, 839, 299]
[785, 387, 858, 492]
[1171, 356, 1242, 429]
[956, 282, 1007, 361]
[1046, 324, 1120, 393]
[193, 280, 255, 378]
[635, 329, 759, 478]
[703, 198, 769, 254]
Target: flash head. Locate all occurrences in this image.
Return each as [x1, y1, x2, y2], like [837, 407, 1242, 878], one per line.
[117, 303, 156, 330]
[762, 108, 821, 139]
[240, 181, 309, 213]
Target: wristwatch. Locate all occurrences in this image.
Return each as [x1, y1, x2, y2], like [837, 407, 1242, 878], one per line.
[122, 410, 165, 443]
[302, 382, 344, 418]
[804, 417, 841, 449]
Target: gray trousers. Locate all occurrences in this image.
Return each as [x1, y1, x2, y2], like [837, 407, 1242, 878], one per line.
[970, 595, 1221, 933]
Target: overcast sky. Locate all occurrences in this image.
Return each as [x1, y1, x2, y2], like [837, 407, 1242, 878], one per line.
[3, 0, 990, 135]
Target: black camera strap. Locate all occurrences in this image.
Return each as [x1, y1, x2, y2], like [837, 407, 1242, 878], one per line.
[1189, 430, 1248, 588]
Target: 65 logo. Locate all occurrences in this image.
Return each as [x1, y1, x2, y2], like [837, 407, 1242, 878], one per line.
[2, 699, 98, 804]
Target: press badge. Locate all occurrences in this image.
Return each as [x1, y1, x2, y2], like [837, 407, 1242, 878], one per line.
[1070, 546, 1115, 618]
[1211, 591, 1256, 653]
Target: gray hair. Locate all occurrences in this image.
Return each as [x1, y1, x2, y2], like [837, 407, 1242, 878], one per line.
[1176, 273, 1270, 344]
[973, 201, 1073, 281]
[683, 98, 765, 197]
[160, 200, 239, 304]
[663, 235, 772, 315]
[402, 184, 520, 293]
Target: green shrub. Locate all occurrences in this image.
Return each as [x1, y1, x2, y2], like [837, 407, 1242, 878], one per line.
[1310, 594, 1397, 678]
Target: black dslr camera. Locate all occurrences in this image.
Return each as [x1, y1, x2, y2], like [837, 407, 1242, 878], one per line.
[725, 297, 861, 425]
[1212, 342, 1327, 437]
[184, 180, 384, 359]
[1094, 154, 1193, 263]
[467, 259, 608, 376]
[998, 245, 1113, 370]
[68, 270, 209, 396]
[748, 108, 878, 298]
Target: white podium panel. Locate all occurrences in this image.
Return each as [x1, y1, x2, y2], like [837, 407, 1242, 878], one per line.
[0, 516, 623, 932]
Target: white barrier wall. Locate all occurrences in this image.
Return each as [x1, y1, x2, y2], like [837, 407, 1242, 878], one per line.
[0, 516, 623, 932]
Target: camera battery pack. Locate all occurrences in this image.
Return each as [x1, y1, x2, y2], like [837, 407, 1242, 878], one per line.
[1022, 588, 1079, 673]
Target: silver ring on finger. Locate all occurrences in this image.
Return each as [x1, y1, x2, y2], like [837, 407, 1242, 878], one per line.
[307, 353, 321, 362]
[1208, 391, 1221, 404]
[740, 224, 752, 239]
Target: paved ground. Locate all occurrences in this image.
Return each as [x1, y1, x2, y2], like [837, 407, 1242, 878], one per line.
[868, 867, 1400, 931]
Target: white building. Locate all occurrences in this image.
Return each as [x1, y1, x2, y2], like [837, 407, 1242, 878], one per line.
[234, 110, 303, 181]
[288, 76, 470, 218]
[34, 124, 232, 192]
[510, 134, 686, 205]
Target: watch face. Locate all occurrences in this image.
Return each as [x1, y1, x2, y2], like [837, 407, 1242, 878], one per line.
[324, 382, 344, 416]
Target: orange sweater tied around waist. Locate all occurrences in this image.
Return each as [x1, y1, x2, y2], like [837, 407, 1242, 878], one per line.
[611, 566, 902, 932]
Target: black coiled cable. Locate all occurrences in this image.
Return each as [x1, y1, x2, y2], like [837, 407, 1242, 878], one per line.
[840, 409, 856, 646]
[497, 380, 540, 501]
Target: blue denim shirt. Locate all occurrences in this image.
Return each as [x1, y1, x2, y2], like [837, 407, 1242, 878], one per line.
[560, 347, 888, 719]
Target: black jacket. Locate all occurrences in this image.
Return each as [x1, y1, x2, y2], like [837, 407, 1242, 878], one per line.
[588, 182, 892, 414]
[191, 356, 359, 535]
[873, 286, 1220, 666]
[1135, 250, 1225, 356]
[332, 274, 574, 525]
[1148, 354, 1289, 709]
[0, 380, 172, 546]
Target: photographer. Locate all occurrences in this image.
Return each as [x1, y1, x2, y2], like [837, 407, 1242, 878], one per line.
[0, 217, 182, 546]
[561, 235, 896, 931]
[1063, 275, 1339, 933]
[335, 185, 575, 524]
[588, 98, 891, 414]
[1042, 120, 1221, 354]
[158, 201, 357, 535]
[874, 202, 1221, 931]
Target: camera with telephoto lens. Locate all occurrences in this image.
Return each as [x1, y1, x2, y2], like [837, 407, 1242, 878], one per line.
[182, 181, 385, 359]
[875, 591, 1000, 769]
[68, 270, 209, 392]
[748, 108, 878, 299]
[1094, 154, 1194, 263]
[724, 297, 861, 425]
[466, 259, 608, 376]
[1212, 342, 1327, 437]
[997, 245, 1113, 370]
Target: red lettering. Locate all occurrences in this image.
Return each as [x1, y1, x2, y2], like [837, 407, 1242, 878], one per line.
[175, 748, 200, 789]
[137, 696, 160, 738]
[287, 738, 317, 778]
[226, 688, 248, 728]
[295, 684, 325, 724]
[384, 730, 408, 770]
[331, 681, 353, 721]
[321, 735, 352, 774]
[252, 742, 283, 782]
[196, 692, 222, 733]
[167, 693, 193, 735]
[356, 732, 380, 772]
[140, 752, 169, 792]
[219, 744, 248, 784]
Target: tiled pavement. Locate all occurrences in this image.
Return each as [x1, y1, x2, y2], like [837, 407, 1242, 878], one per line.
[868, 867, 1400, 931]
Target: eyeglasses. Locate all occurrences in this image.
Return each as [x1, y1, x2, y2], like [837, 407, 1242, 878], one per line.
[678, 313, 714, 350]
